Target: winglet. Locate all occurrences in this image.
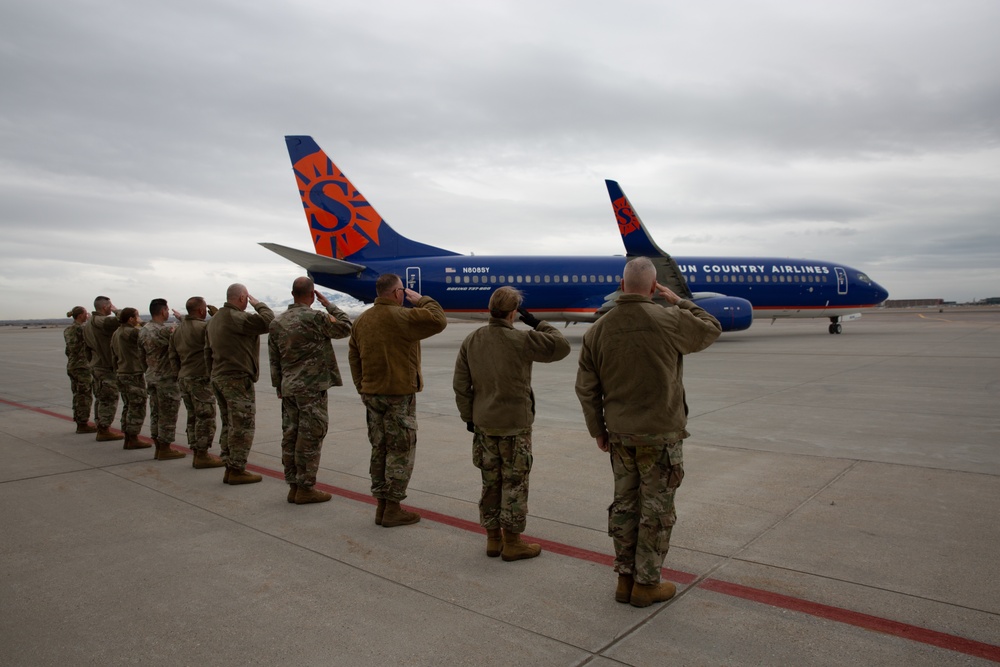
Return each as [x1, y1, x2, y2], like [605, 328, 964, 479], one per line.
[606, 180, 670, 257]
[606, 180, 692, 299]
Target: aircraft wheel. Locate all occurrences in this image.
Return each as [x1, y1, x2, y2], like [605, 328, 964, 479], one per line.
[834, 323, 843, 334]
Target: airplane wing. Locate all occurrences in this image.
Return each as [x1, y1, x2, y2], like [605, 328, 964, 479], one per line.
[259, 243, 366, 275]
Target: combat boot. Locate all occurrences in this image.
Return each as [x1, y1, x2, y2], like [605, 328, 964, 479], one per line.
[96, 426, 124, 442]
[615, 574, 635, 603]
[226, 467, 262, 485]
[154, 440, 186, 460]
[75, 422, 97, 434]
[381, 500, 420, 527]
[500, 530, 541, 561]
[191, 450, 225, 469]
[123, 433, 151, 450]
[629, 581, 677, 608]
[486, 528, 502, 558]
[287, 484, 298, 503]
[294, 486, 332, 505]
[375, 498, 386, 525]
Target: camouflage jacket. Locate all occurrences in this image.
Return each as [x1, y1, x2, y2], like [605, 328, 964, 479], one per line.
[111, 325, 144, 375]
[348, 296, 447, 395]
[83, 311, 121, 370]
[268, 302, 352, 396]
[64, 322, 91, 371]
[205, 301, 274, 381]
[576, 294, 721, 441]
[138, 321, 179, 383]
[170, 315, 209, 378]
[453, 317, 571, 436]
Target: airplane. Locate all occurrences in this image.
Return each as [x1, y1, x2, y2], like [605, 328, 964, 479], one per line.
[262, 136, 889, 334]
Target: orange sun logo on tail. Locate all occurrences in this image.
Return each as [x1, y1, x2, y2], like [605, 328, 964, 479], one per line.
[293, 153, 382, 259]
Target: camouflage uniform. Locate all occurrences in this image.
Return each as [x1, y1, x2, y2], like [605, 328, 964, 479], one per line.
[83, 310, 122, 429]
[348, 295, 447, 502]
[609, 434, 685, 583]
[576, 294, 721, 585]
[454, 317, 570, 533]
[111, 325, 146, 437]
[268, 302, 351, 487]
[139, 321, 180, 445]
[205, 301, 274, 471]
[169, 314, 217, 454]
[64, 321, 94, 425]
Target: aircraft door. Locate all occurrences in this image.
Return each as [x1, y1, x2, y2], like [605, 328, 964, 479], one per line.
[405, 267, 422, 293]
[835, 267, 848, 295]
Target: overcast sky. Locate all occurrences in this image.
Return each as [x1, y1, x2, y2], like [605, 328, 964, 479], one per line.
[1, 0, 998, 319]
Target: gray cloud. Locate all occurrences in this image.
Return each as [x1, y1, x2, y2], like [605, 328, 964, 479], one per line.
[1, 0, 999, 318]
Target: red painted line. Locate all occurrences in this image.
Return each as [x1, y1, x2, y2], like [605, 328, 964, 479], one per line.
[3, 395, 998, 662]
[700, 579, 1000, 662]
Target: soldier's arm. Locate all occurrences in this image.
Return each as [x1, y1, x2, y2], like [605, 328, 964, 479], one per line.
[522, 321, 571, 363]
[574, 339, 607, 439]
[242, 302, 276, 335]
[204, 334, 214, 376]
[347, 335, 363, 394]
[673, 301, 722, 354]
[406, 296, 448, 340]
[267, 324, 282, 390]
[452, 343, 474, 423]
[320, 304, 352, 340]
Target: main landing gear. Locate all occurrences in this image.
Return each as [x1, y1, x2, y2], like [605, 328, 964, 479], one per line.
[828, 317, 843, 335]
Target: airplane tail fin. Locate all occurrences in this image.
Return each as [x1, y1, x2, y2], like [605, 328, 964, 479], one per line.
[605, 180, 692, 299]
[285, 136, 459, 261]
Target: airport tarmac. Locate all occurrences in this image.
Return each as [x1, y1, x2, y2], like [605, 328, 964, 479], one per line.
[1, 308, 998, 666]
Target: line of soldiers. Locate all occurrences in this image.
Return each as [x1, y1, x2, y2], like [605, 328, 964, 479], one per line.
[64, 258, 721, 607]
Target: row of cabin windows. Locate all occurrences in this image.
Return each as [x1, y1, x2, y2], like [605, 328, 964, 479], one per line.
[444, 273, 828, 285]
[445, 274, 623, 285]
[687, 274, 831, 284]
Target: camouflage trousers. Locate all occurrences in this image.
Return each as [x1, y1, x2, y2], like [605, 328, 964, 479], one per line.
[362, 393, 416, 502]
[117, 372, 147, 437]
[147, 377, 180, 444]
[179, 376, 217, 452]
[280, 391, 329, 487]
[91, 367, 120, 429]
[67, 368, 94, 424]
[212, 374, 255, 470]
[473, 430, 533, 533]
[608, 435, 685, 585]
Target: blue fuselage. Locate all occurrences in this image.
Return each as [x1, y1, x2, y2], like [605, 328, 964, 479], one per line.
[311, 254, 889, 323]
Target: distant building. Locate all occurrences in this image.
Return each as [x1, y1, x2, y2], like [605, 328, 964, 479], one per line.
[884, 299, 944, 308]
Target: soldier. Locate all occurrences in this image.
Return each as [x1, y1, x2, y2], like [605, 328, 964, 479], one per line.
[82, 295, 124, 442]
[348, 273, 447, 527]
[169, 296, 225, 470]
[64, 306, 97, 434]
[205, 283, 274, 485]
[269, 277, 352, 505]
[576, 257, 721, 607]
[110, 308, 150, 450]
[453, 286, 570, 561]
[138, 298, 186, 462]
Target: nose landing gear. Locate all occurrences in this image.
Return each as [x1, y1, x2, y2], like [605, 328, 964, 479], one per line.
[828, 317, 843, 334]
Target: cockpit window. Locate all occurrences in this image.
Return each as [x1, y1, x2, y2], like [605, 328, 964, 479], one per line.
[857, 273, 872, 285]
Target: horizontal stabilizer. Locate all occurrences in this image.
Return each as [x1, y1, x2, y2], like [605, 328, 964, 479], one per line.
[259, 243, 365, 275]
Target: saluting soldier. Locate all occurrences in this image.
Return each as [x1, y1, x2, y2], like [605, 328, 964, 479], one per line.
[205, 283, 275, 485]
[64, 306, 97, 434]
[269, 277, 352, 505]
[169, 297, 225, 469]
[453, 286, 570, 561]
[138, 298, 186, 461]
[83, 295, 124, 442]
[110, 308, 150, 450]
